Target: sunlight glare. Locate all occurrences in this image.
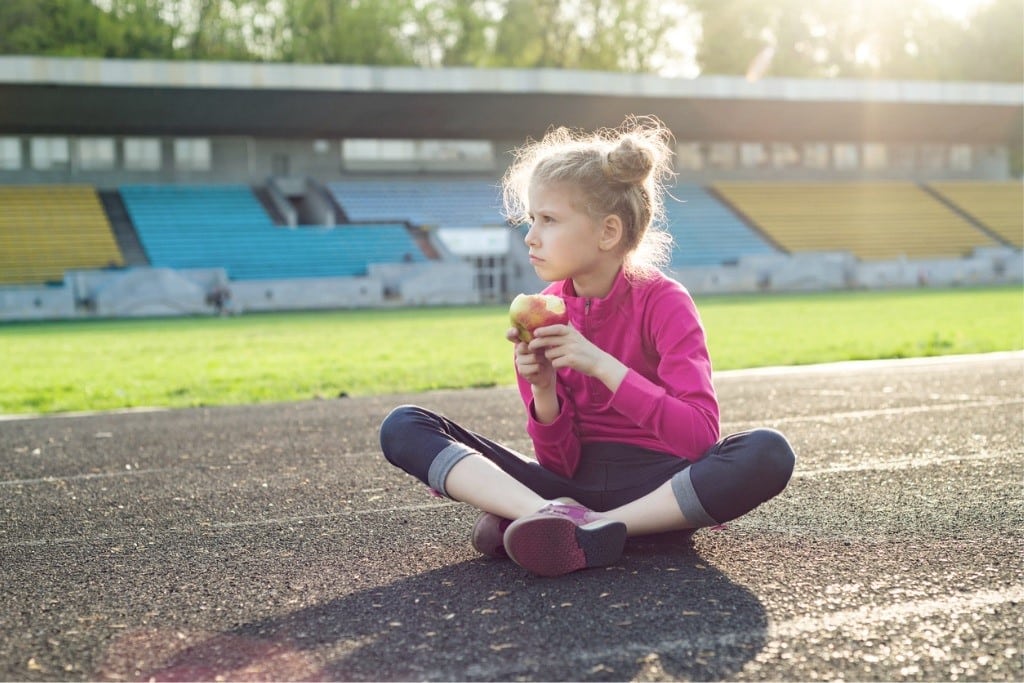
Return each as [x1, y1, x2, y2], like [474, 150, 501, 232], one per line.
[925, 0, 990, 22]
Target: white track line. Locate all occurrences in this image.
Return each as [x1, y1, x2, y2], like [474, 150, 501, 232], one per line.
[0, 406, 169, 422]
[715, 350, 1024, 379]
[726, 398, 1023, 428]
[4, 396, 1019, 489]
[767, 585, 1024, 640]
[0, 467, 179, 487]
[792, 451, 1009, 478]
[0, 501, 459, 549]
[460, 584, 1024, 680]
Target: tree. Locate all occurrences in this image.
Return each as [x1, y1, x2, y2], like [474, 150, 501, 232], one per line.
[278, 0, 416, 65]
[490, 0, 676, 72]
[958, 0, 1024, 82]
[0, 0, 156, 57]
[690, 0, 1024, 82]
[410, 0, 495, 67]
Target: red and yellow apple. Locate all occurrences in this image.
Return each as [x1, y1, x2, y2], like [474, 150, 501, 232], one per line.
[509, 293, 569, 342]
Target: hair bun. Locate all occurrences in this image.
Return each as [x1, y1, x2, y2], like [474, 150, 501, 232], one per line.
[603, 136, 654, 185]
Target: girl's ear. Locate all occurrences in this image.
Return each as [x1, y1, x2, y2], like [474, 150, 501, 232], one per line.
[599, 214, 624, 252]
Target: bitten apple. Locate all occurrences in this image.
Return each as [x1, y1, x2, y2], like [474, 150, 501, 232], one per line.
[509, 293, 569, 342]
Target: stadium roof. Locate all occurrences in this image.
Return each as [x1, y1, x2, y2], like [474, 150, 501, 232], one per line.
[0, 56, 1020, 145]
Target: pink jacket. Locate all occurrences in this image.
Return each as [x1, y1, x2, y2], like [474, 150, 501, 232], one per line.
[516, 269, 720, 478]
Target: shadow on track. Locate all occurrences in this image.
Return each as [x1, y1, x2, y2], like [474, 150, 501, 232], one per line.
[100, 535, 767, 682]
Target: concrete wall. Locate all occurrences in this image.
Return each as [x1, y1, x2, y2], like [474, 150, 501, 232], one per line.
[368, 261, 479, 306]
[0, 283, 77, 320]
[673, 247, 1022, 295]
[2, 250, 1019, 322]
[228, 276, 383, 312]
[0, 260, 485, 321]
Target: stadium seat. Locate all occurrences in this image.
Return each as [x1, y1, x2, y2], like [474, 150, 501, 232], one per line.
[120, 185, 425, 280]
[927, 181, 1023, 248]
[328, 179, 505, 227]
[665, 184, 779, 267]
[0, 185, 124, 285]
[711, 181, 999, 260]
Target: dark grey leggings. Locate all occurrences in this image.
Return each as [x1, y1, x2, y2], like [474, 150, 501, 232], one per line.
[379, 404, 795, 527]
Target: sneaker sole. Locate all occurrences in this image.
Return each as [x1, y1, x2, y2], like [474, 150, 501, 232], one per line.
[504, 516, 627, 577]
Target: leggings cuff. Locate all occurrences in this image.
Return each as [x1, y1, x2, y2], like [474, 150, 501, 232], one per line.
[671, 468, 718, 528]
[427, 443, 477, 498]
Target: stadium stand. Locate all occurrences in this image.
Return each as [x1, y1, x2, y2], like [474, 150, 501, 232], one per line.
[0, 185, 124, 285]
[330, 178, 784, 268]
[328, 179, 505, 227]
[120, 184, 425, 280]
[927, 181, 1023, 248]
[711, 181, 999, 261]
[665, 183, 779, 267]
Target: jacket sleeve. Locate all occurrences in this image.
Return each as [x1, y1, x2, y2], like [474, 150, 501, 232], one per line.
[516, 369, 581, 478]
[608, 285, 720, 460]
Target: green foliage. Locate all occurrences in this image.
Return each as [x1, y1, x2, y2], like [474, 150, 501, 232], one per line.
[280, 0, 416, 65]
[691, 0, 1023, 82]
[0, 0, 167, 58]
[1, 287, 1020, 415]
[2, 0, 1017, 81]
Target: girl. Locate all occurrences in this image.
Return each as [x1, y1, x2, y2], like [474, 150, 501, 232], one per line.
[379, 116, 795, 577]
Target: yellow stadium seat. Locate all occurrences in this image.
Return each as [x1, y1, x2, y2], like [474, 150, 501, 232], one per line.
[712, 182, 999, 261]
[0, 185, 124, 285]
[928, 181, 1023, 248]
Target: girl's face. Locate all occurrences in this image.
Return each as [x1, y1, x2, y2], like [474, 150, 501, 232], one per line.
[524, 180, 621, 295]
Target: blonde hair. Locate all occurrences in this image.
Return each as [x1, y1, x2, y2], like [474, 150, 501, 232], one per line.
[502, 115, 675, 280]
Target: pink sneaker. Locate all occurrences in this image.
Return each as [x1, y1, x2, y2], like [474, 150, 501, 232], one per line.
[471, 511, 512, 559]
[503, 503, 627, 577]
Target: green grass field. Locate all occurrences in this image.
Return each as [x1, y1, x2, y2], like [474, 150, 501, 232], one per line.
[2, 286, 1021, 415]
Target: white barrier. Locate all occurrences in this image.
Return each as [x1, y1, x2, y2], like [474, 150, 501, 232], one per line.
[673, 247, 1022, 295]
[228, 276, 383, 312]
[1, 249, 1018, 321]
[0, 283, 76, 320]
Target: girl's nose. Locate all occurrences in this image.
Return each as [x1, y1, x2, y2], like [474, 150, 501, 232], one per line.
[524, 223, 538, 246]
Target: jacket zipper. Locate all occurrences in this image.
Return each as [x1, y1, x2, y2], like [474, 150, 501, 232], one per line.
[583, 298, 595, 400]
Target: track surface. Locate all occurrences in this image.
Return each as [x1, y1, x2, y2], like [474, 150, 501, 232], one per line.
[2, 352, 1021, 681]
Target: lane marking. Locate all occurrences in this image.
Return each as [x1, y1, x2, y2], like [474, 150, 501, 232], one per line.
[459, 584, 1024, 680]
[725, 398, 1023, 428]
[0, 467, 180, 487]
[766, 584, 1024, 640]
[792, 451, 1010, 478]
[5, 397, 1018, 489]
[0, 406, 169, 422]
[715, 350, 1024, 379]
[0, 501, 458, 549]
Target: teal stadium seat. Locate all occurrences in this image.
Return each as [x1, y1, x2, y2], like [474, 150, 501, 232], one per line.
[120, 185, 425, 280]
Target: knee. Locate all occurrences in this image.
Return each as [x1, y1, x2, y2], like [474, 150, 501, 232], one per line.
[378, 404, 422, 463]
[748, 428, 796, 493]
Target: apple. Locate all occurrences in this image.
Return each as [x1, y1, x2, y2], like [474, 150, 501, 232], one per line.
[509, 293, 569, 342]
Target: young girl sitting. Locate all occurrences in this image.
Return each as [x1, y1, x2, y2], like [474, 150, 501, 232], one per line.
[379, 116, 795, 577]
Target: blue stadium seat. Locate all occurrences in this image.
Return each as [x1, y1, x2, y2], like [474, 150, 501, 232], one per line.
[120, 185, 425, 280]
[664, 184, 778, 267]
[330, 179, 778, 267]
[328, 179, 505, 227]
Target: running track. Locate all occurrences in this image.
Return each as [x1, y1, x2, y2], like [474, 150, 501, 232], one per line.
[1, 352, 1021, 681]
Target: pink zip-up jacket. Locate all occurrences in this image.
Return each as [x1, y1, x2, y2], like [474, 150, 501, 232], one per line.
[516, 268, 720, 479]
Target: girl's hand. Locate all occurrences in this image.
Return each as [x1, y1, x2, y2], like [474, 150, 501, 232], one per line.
[528, 324, 628, 392]
[507, 327, 556, 389]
